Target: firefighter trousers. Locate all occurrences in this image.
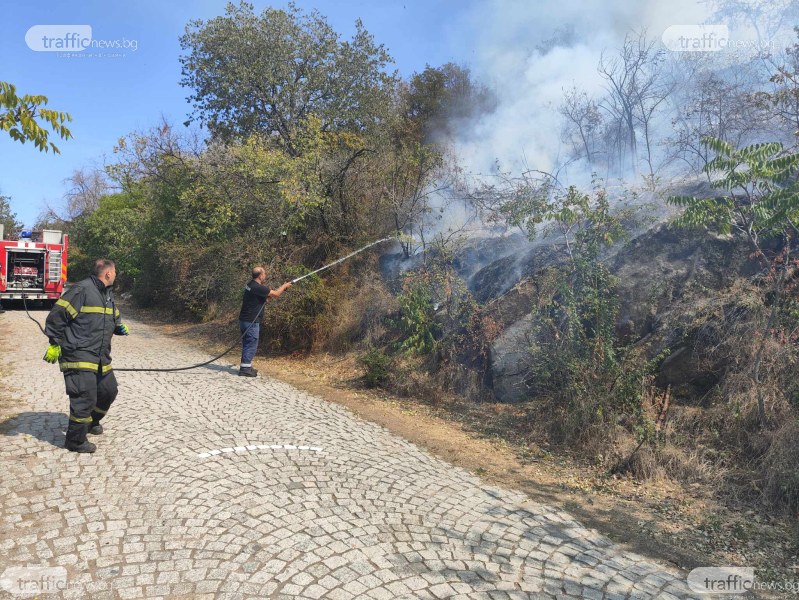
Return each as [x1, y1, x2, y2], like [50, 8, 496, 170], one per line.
[63, 370, 118, 448]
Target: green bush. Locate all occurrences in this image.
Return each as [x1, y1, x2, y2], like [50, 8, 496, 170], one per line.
[360, 347, 392, 388]
[395, 270, 440, 355]
[518, 185, 655, 448]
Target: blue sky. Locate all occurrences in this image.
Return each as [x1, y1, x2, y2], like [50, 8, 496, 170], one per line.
[0, 0, 474, 227]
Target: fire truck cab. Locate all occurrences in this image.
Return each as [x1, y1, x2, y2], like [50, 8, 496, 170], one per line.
[0, 224, 68, 307]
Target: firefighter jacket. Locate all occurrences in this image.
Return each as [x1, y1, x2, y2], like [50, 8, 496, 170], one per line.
[45, 275, 121, 373]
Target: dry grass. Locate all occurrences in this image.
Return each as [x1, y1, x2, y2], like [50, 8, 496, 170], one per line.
[762, 418, 799, 515]
[313, 276, 398, 353]
[658, 444, 726, 485]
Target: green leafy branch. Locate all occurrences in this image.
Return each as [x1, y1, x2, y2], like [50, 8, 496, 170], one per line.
[0, 81, 73, 153]
[669, 137, 799, 263]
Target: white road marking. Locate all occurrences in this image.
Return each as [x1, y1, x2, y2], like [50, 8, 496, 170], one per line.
[196, 444, 324, 459]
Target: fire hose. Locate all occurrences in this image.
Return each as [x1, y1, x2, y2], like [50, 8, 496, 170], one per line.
[21, 237, 395, 373]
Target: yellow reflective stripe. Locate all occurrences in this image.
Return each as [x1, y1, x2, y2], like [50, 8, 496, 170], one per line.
[60, 361, 99, 371]
[114, 309, 120, 318]
[59, 361, 113, 372]
[93, 407, 108, 415]
[55, 298, 78, 318]
[69, 415, 93, 424]
[80, 306, 114, 315]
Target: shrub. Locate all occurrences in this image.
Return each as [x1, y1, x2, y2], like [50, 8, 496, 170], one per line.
[360, 347, 392, 388]
[395, 269, 440, 355]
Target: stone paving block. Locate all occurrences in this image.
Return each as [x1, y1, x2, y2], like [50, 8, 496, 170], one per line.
[116, 587, 142, 599]
[370, 585, 399, 600]
[326, 588, 355, 600]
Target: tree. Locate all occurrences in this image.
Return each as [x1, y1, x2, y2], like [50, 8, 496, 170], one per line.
[68, 191, 146, 287]
[669, 57, 769, 175]
[32, 168, 112, 233]
[0, 81, 72, 153]
[179, 2, 396, 154]
[372, 136, 448, 257]
[706, 0, 799, 49]
[560, 86, 603, 166]
[403, 63, 496, 143]
[752, 27, 799, 141]
[63, 168, 110, 219]
[34, 205, 70, 232]
[598, 31, 670, 178]
[483, 173, 650, 445]
[0, 193, 22, 239]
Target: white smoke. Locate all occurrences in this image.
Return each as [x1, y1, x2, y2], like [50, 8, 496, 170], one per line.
[415, 0, 799, 256]
[448, 0, 714, 179]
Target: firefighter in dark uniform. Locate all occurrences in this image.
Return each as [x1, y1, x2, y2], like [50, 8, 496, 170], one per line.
[43, 259, 129, 453]
[238, 266, 292, 377]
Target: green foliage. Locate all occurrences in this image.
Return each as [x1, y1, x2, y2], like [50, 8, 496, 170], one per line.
[231, 128, 327, 233]
[360, 347, 391, 387]
[396, 270, 439, 355]
[260, 267, 332, 352]
[179, 1, 395, 151]
[529, 258, 634, 418]
[67, 191, 146, 284]
[95, 119, 407, 340]
[403, 63, 496, 142]
[390, 255, 491, 398]
[0, 194, 22, 239]
[668, 137, 799, 252]
[0, 81, 72, 153]
[517, 184, 654, 443]
[62, 5, 463, 356]
[751, 27, 799, 135]
[523, 184, 630, 258]
[373, 137, 444, 257]
[669, 136, 799, 425]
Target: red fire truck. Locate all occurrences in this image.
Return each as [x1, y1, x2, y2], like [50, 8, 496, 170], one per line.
[0, 225, 68, 307]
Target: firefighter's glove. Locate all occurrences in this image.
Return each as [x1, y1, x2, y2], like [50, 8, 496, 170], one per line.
[115, 323, 129, 336]
[43, 344, 61, 363]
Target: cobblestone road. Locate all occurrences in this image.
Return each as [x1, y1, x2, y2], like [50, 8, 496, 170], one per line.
[0, 310, 704, 599]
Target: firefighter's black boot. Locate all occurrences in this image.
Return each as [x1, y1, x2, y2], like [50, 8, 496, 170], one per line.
[65, 419, 91, 451]
[66, 440, 96, 453]
[238, 367, 258, 377]
[88, 423, 104, 435]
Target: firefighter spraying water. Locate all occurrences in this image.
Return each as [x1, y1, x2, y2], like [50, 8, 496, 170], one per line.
[236, 237, 396, 377]
[38, 236, 397, 376]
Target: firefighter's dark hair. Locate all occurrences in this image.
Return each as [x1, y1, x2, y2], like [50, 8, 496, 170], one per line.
[93, 259, 116, 277]
[252, 266, 264, 279]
